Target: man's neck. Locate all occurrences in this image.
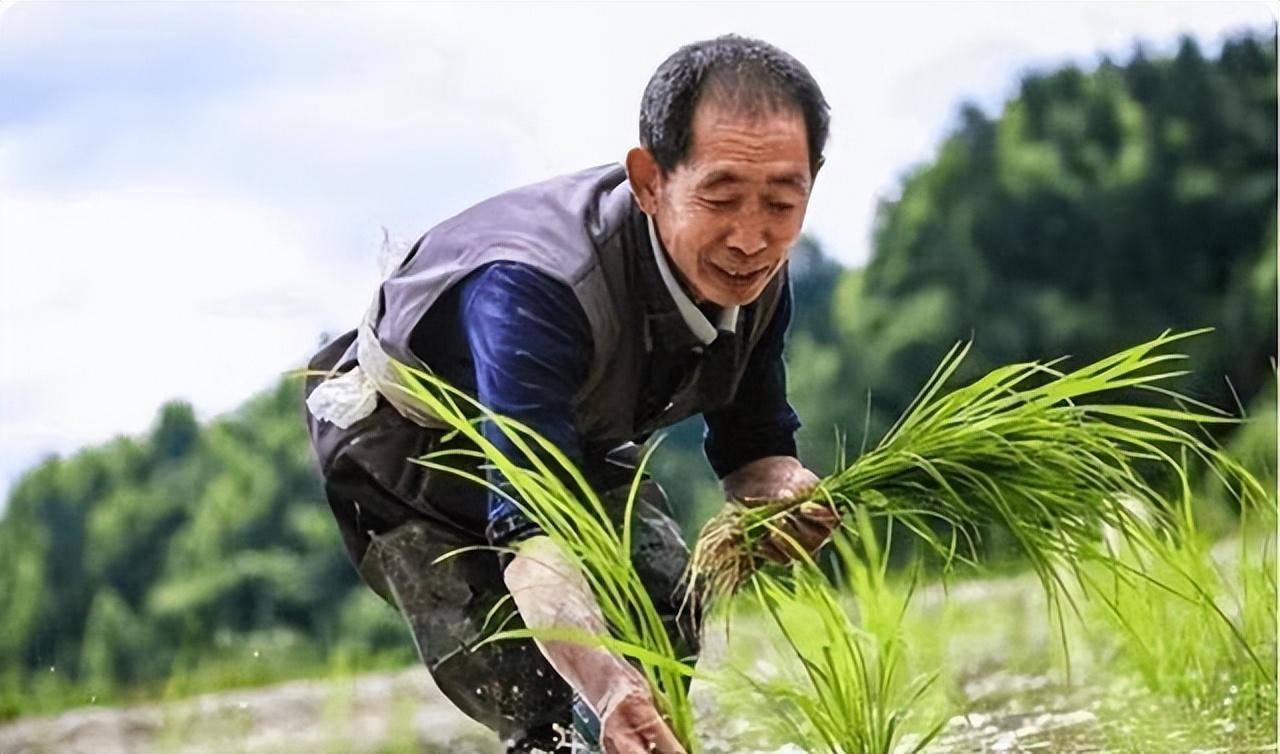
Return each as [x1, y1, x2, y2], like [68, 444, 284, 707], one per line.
[645, 213, 739, 345]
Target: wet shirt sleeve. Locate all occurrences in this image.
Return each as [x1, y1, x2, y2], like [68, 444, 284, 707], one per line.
[454, 262, 592, 547]
[702, 274, 802, 479]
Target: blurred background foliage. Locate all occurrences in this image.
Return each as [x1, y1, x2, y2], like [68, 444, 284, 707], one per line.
[0, 32, 1274, 718]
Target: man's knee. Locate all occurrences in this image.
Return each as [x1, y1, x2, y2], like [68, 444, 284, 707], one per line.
[358, 519, 575, 742]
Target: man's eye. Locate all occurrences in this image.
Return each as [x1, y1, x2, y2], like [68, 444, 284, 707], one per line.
[769, 202, 796, 212]
[704, 198, 736, 208]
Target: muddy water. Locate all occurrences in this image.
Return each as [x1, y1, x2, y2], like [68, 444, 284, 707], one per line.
[0, 666, 1064, 754]
[2, 565, 1272, 754]
[4, 665, 1268, 754]
[0, 669, 499, 754]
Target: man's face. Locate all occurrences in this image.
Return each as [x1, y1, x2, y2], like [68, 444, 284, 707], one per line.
[646, 100, 814, 307]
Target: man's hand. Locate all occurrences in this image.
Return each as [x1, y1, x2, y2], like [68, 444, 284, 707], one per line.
[504, 537, 686, 754]
[721, 456, 840, 563]
[598, 678, 687, 754]
[721, 454, 819, 502]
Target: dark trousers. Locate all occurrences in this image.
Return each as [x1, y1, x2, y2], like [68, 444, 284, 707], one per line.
[301, 332, 699, 752]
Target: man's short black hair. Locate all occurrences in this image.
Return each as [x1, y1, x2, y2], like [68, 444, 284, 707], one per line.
[639, 34, 830, 177]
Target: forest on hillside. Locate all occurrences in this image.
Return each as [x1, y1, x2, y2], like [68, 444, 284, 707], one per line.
[0, 33, 1274, 717]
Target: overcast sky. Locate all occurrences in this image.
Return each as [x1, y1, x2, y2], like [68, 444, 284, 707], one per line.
[0, 1, 1274, 505]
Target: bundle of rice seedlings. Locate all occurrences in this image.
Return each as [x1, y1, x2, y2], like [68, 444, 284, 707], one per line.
[691, 330, 1271, 633]
[726, 511, 947, 754]
[384, 362, 699, 749]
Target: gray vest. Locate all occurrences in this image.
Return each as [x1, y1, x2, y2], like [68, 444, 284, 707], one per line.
[365, 163, 784, 454]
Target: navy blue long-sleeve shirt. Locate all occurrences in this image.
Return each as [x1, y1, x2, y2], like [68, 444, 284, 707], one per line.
[411, 261, 800, 545]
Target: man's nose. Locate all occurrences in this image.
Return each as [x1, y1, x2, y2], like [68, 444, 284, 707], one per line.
[726, 216, 769, 257]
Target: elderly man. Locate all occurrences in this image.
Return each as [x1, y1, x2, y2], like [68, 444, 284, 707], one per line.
[302, 34, 837, 754]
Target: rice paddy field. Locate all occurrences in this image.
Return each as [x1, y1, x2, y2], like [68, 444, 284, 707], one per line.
[1, 538, 1271, 754]
[694, 532, 1277, 754]
[5, 332, 1273, 754]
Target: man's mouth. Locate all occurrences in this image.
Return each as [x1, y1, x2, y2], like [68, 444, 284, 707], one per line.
[715, 264, 770, 284]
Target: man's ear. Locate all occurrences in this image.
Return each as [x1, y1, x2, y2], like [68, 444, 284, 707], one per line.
[625, 147, 661, 215]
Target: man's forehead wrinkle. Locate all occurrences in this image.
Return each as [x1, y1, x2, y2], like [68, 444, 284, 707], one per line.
[688, 128, 811, 190]
[689, 121, 805, 157]
[695, 167, 809, 193]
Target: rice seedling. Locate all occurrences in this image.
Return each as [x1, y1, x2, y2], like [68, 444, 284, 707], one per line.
[1074, 390, 1276, 709]
[1077, 480, 1276, 720]
[383, 361, 699, 749]
[721, 509, 948, 754]
[1006, 475, 1277, 749]
[691, 330, 1269, 649]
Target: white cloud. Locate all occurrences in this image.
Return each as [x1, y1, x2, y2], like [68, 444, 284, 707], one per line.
[0, 186, 381, 501]
[0, 0, 1273, 503]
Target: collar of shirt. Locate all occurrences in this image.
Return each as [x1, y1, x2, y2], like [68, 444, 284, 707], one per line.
[646, 213, 740, 346]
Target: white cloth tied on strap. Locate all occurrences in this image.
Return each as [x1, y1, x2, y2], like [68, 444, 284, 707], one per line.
[305, 360, 379, 429]
[306, 231, 439, 429]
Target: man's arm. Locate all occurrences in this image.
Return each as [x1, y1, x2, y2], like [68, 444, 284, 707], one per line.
[505, 536, 686, 754]
[455, 261, 590, 545]
[703, 270, 807, 489]
[703, 272, 838, 561]
[702, 273, 803, 483]
[454, 262, 684, 753]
